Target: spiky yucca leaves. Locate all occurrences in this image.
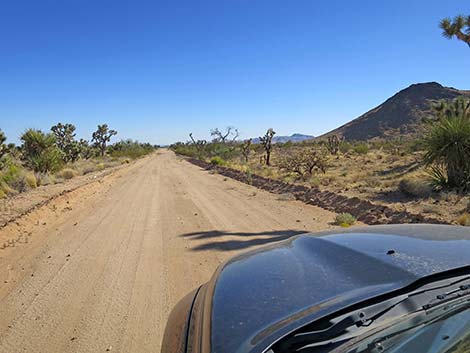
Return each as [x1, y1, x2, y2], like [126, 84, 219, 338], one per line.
[440, 15, 470, 47]
[0, 130, 8, 160]
[20, 129, 64, 173]
[423, 104, 470, 191]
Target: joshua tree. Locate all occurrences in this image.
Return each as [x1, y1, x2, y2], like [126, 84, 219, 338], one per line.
[240, 138, 252, 163]
[326, 135, 344, 155]
[189, 133, 207, 159]
[78, 139, 96, 159]
[433, 97, 470, 120]
[210, 127, 239, 143]
[51, 123, 80, 162]
[260, 128, 276, 166]
[92, 124, 117, 157]
[440, 15, 470, 47]
[0, 129, 8, 160]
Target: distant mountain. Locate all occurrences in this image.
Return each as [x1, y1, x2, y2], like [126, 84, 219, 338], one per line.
[320, 82, 470, 140]
[252, 133, 314, 144]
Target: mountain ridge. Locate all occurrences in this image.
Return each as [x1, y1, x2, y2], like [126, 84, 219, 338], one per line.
[252, 133, 314, 144]
[319, 82, 470, 140]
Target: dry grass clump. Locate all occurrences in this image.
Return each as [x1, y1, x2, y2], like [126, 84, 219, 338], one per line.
[24, 173, 37, 188]
[457, 213, 470, 226]
[36, 173, 55, 186]
[398, 178, 433, 198]
[56, 168, 77, 180]
[334, 213, 357, 227]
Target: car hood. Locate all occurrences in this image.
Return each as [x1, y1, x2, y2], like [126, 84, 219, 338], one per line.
[203, 225, 470, 353]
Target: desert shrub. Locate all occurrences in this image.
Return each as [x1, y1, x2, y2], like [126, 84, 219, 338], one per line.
[364, 175, 381, 188]
[1, 164, 22, 185]
[335, 213, 357, 227]
[245, 169, 253, 185]
[339, 142, 352, 154]
[97, 162, 105, 170]
[309, 176, 321, 187]
[37, 173, 55, 186]
[108, 139, 155, 159]
[56, 168, 77, 180]
[0, 188, 5, 199]
[353, 143, 369, 154]
[423, 103, 470, 191]
[422, 204, 439, 214]
[278, 148, 327, 179]
[210, 156, 226, 166]
[24, 173, 37, 188]
[457, 213, 470, 226]
[0, 164, 37, 193]
[398, 177, 433, 198]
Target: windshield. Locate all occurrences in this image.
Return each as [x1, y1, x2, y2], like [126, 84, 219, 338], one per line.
[343, 308, 470, 353]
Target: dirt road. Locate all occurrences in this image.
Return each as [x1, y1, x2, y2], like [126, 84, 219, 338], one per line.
[0, 150, 336, 353]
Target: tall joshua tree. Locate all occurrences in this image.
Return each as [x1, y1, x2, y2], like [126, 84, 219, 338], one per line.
[92, 124, 117, 157]
[440, 15, 470, 47]
[260, 128, 276, 166]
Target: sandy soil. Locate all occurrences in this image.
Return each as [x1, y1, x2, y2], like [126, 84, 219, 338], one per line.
[0, 150, 337, 353]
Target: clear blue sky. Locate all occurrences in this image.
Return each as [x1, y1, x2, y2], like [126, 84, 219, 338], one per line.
[0, 0, 469, 145]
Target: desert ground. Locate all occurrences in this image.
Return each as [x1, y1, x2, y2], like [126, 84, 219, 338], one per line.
[0, 150, 337, 353]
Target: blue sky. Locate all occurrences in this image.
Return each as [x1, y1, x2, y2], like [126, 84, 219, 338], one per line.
[0, 0, 469, 145]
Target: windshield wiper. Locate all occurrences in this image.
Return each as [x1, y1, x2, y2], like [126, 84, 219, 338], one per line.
[271, 276, 470, 353]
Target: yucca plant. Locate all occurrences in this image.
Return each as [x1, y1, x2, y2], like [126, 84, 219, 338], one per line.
[20, 129, 64, 173]
[423, 100, 470, 191]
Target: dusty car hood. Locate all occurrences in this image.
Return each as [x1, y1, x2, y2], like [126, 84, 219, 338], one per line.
[204, 225, 470, 353]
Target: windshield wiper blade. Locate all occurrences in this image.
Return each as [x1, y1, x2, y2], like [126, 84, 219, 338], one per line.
[272, 276, 470, 353]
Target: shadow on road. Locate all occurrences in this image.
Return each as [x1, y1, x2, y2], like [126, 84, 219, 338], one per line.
[180, 229, 306, 251]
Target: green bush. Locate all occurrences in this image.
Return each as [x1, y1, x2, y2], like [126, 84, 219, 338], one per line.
[353, 143, 369, 154]
[339, 142, 352, 154]
[20, 129, 64, 173]
[108, 139, 155, 159]
[210, 156, 226, 166]
[334, 213, 357, 227]
[423, 104, 470, 191]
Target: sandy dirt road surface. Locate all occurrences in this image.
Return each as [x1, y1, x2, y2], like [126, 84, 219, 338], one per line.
[0, 150, 337, 353]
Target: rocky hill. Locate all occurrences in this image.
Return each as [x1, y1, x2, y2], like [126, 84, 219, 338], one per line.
[321, 82, 470, 140]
